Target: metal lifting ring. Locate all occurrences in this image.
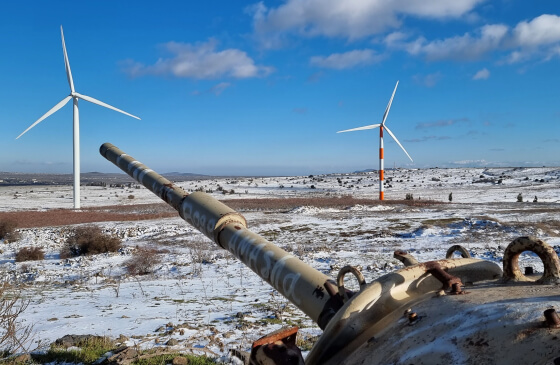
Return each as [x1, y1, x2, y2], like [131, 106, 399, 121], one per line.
[502, 236, 560, 284]
[337, 265, 366, 302]
[445, 245, 471, 259]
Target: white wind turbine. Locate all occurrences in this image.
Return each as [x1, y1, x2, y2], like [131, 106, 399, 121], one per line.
[17, 26, 140, 209]
[337, 81, 413, 200]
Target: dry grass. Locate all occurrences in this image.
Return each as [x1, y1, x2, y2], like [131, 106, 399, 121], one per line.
[126, 247, 162, 275]
[0, 203, 176, 229]
[61, 226, 121, 258]
[0, 197, 440, 229]
[0, 220, 20, 242]
[222, 196, 440, 211]
[1, 283, 34, 357]
[15, 246, 45, 262]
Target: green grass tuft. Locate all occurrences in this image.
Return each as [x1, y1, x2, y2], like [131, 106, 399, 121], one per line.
[32, 337, 114, 364]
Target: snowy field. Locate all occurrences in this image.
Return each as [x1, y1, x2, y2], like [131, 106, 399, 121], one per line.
[1, 166, 560, 362]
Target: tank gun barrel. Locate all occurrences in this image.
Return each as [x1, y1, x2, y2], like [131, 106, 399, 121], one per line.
[100, 142, 342, 329]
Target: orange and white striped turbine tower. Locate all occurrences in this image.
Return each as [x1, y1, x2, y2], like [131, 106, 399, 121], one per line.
[337, 81, 413, 200]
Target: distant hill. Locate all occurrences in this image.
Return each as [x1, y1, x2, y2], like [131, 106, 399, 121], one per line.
[163, 172, 207, 177]
[0, 171, 207, 186]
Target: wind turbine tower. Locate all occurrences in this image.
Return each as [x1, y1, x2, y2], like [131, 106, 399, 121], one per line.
[338, 81, 413, 200]
[17, 26, 140, 209]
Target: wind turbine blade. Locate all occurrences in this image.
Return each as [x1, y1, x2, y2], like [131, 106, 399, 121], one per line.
[337, 124, 381, 133]
[381, 81, 399, 126]
[16, 96, 72, 139]
[75, 92, 141, 120]
[60, 26, 75, 93]
[384, 125, 413, 162]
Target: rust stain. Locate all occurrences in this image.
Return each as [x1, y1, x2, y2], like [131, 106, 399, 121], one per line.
[544, 308, 560, 329]
[425, 261, 462, 290]
[252, 327, 299, 348]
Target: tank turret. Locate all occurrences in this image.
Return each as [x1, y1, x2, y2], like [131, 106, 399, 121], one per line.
[100, 143, 560, 365]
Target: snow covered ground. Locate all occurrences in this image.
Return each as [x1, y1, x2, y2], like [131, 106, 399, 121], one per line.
[1, 167, 559, 362]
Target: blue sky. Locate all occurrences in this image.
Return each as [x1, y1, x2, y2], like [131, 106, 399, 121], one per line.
[1, 0, 559, 176]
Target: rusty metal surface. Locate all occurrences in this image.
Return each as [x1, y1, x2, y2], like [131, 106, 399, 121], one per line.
[249, 327, 304, 365]
[305, 258, 502, 365]
[544, 308, 560, 329]
[502, 236, 560, 284]
[340, 282, 560, 365]
[425, 261, 463, 290]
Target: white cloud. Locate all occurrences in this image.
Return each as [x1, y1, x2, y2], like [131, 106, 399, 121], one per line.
[451, 159, 491, 166]
[310, 49, 381, 69]
[399, 24, 508, 61]
[124, 39, 273, 79]
[249, 0, 484, 44]
[384, 32, 410, 47]
[473, 68, 490, 80]
[389, 14, 560, 63]
[412, 72, 443, 87]
[210, 82, 232, 95]
[512, 14, 560, 47]
[191, 82, 233, 96]
[416, 118, 470, 129]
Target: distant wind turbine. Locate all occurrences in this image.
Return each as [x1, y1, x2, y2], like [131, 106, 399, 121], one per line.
[17, 26, 140, 209]
[337, 81, 413, 200]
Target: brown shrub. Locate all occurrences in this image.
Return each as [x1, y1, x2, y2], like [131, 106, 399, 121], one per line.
[61, 225, 121, 258]
[1, 283, 34, 355]
[126, 247, 162, 275]
[0, 220, 20, 243]
[15, 246, 45, 262]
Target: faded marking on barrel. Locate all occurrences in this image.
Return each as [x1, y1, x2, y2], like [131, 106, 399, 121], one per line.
[138, 168, 153, 184]
[116, 153, 128, 167]
[131, 162, 147, 181]
[128, 160, 141, 175]
[181, 200, 215, 239]
[228, 229, 302, 306]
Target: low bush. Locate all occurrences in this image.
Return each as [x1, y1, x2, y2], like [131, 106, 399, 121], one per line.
[61, 225, 121, 258]
[126, 247, 162, 275]
[1, 283, 34, 357]
[15, 246, 45, 262]
[0, 220, 20, 243]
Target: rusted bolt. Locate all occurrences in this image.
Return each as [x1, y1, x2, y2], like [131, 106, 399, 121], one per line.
[525, 266, 534, 275]
[544, 308, 560, 329]
[425, 262, 463, 290]
[451, 283, 463, 294]
[408, 312, 419, 324]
